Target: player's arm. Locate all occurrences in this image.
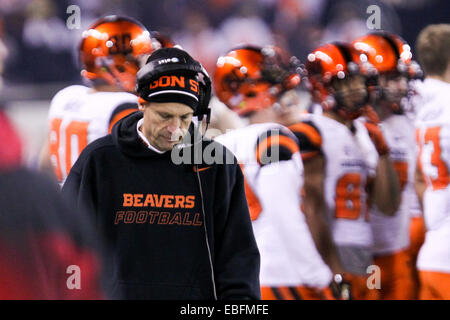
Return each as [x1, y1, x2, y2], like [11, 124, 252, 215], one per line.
[414, 161, 426, 210]
[364, 121, 401, 216]
[38, 138, 51, 170]
[108, 102, 139, 134]
[302, 155, 345, 276]
[38, 135, 57, 178]
[370, 155, 401, 216]
[289, 122, 345, 276]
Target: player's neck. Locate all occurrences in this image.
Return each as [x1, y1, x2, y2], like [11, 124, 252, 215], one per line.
[92, 85, 126, 92]
[248, 116, 264, 125]
[374, 104, 392, 121]
[427, 67, 450, 84]
[323, 110, 353, 129]
[247, 110, 300, 127]
[247, 109, 273, 125]
[427, 75, 450, 84]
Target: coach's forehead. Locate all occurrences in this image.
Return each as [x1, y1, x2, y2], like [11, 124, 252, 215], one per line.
[146, 101, 193, 115]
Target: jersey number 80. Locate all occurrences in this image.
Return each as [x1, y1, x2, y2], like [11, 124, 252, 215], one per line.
[49, 118, 89, 181]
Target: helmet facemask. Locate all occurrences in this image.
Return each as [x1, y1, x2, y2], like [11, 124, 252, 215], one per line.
[214, 46, 301, 116]
[79, 16, 156, 93]
[352, 32, 424, 115]
[330, 73, 370, 120]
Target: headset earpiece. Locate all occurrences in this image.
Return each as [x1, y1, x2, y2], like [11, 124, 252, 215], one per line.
[196, 68, 212, 122]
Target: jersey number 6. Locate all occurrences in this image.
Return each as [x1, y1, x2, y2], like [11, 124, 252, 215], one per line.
[335, 173, 364, 220]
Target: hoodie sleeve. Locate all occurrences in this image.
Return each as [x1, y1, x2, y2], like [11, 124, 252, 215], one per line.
[213, 154, 261, 300]
[61, 145, 99, 223]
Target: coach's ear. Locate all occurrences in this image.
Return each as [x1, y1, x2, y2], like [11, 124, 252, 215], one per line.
[138, 97, 147, 111]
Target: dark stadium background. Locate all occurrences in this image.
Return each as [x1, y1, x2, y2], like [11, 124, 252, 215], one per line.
[0, 0, 449, 163]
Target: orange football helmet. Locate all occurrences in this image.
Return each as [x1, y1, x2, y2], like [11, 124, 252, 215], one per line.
[352, 32, 422, 79]
[151, 31, 175, 49]
[352, 32, 423, 113]
[79, 16, 157, 92]
[305, 42, 377, 119]
[214, 45, 302, 116]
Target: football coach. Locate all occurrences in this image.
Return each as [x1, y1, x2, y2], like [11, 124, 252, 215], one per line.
[62, 47, 261, 300]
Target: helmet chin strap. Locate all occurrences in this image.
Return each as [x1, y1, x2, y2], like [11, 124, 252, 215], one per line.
[372, 85, 407, 115]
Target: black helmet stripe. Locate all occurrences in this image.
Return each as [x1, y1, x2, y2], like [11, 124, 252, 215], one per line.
[332, 42, 354, 64]
[371, 32, 400, 59]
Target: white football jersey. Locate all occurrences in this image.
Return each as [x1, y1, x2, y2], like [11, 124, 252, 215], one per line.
[215, 123, 332, 288]
[214, 123, 282, 189]
[415, 78, 450, 273]
[300, 113, 379, 249]
[48, 85, 138, 183]
[370, 114, 416, 254]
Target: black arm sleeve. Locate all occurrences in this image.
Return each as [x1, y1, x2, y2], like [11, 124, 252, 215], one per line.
[108, 103, 139, 133]
[255, 127, 299, 167]
[289, 120, 323, 160]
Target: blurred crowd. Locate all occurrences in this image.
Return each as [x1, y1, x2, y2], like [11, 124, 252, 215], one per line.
[0, 0, 448, 87]
[0, 0, 450, 301]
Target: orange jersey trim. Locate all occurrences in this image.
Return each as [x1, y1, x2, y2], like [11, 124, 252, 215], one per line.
[138, 97, 147, 104]
[256, 135, 299, 166]
[289, 122, 322, 147]
[239, 163, 262, 221]
[108, 108, 138, 133]
[301, 150, 320, 160]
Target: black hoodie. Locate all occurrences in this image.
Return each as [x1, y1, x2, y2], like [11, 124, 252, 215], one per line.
[62, 111, 260, 300]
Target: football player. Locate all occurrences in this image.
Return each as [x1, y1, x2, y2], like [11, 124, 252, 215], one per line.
[414, 24, 450, 300]
[39, 16, 160, 184]
[352, 32, 424, 300]
[295, 42, 401, 300]
[214, 45, 338, 300]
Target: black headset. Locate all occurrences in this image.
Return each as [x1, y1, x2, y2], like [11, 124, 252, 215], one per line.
[136, 48, 212, 123]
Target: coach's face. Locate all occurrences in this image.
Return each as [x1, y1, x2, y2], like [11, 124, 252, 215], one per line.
[139, 102, 194, 151]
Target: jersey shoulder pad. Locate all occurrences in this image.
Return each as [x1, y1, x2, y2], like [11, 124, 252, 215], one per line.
[108, 102, 139, 133]
[255, 126, 299, 167]
[288, 120, 323, 160]
[49, 85, 89, 115]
